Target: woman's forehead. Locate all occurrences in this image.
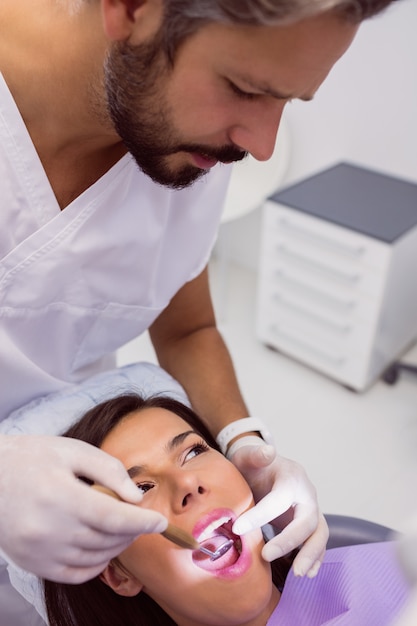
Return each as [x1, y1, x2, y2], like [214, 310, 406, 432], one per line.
[100, 407, 193, 457]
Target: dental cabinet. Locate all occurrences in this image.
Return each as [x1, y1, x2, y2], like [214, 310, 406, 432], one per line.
[256, 163, 417, 391]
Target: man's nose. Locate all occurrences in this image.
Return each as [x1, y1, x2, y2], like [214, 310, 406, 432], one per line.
[229, 101, 286, 162]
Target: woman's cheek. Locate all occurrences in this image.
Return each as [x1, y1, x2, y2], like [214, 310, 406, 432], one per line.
[122, 538, 206, 594]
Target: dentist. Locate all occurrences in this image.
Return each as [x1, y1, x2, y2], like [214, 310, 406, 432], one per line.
[0, 0, 396, 611]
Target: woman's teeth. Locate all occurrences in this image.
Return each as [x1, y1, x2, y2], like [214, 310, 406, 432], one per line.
[197, 517, 232, 542]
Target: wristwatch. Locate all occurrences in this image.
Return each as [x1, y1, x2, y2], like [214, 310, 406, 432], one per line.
[215, 417, 274, 456]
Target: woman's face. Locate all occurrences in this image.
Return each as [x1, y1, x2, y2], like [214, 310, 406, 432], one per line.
[100, 407, 278, 626]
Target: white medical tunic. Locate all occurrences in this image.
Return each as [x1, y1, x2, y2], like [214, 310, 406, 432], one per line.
[0, 73, 231, 422]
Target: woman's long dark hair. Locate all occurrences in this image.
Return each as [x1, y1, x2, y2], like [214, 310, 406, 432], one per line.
[44, 394, 294, 626]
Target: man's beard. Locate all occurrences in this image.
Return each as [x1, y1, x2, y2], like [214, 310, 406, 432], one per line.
[104, 37, 246, 189]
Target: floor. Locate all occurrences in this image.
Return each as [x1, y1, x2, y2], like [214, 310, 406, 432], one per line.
[117, 258, 417, 535]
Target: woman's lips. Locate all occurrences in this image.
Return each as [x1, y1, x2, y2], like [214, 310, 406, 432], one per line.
[192, 509, 251, 578]
[193, 508, 235, 541]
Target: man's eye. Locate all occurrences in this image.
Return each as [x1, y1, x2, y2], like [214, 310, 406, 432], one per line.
[136, 482, 154, 495]
[185, 441, 209, 462]
[228, 80, 256, 101]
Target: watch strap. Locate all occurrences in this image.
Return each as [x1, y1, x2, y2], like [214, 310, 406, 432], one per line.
[215, 417, 274, 456]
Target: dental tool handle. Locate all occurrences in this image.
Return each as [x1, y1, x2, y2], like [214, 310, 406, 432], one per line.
[90, 484, 201, 551]
[91, 484, 123, 499]
[161, 525, 200, 551]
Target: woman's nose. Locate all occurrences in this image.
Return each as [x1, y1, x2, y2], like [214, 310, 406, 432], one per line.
[170, 472, 207, 513]
[229, 100, 286, 162]
[181, 485, 205, 508]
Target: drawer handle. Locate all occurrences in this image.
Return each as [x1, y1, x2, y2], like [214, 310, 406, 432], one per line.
[271, 293, 351, 333]
[276, 244, 360, 283]
[270, 324, 345, 365]
[273, 270, 356, 311]
[277, 217, 365, 257]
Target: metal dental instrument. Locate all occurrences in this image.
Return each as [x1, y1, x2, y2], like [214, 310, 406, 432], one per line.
[161, 523, 234, 560]
[91, 484, 234, 561]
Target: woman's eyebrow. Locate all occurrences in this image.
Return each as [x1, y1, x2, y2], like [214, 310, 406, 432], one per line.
[127, 430, 197, 479]
[166, 430, 196, 452]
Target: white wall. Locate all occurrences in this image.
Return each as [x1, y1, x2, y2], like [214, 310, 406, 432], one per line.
[219, 0, 417, 270]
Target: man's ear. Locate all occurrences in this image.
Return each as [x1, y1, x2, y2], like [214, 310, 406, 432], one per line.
[100, 559, 143, 597]
[100, 0, 163, 43]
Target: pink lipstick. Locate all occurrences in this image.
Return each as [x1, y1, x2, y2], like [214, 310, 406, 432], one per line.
[192, 508, 251, 578]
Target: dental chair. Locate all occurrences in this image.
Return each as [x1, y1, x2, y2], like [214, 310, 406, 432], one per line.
[263, 514, 395, 550]
[325, 514, 395, 548]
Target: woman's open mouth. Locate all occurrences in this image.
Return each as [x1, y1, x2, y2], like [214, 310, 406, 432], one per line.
[192, 511, 245, 574]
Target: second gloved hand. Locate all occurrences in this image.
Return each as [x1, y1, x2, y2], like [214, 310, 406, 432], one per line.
[229, 438, 329, 578]
[0, 433, 167, 583]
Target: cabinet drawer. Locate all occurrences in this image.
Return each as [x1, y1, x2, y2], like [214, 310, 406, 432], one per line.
[264, 245, 387, 300]
[260, 264, 383, 325]
[263, 202, 391, 273]
[257, 320, 369, 389]
[259, 206, 391, 302]
[257, 300, 375, 359]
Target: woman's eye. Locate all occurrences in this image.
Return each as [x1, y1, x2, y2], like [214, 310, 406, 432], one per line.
[136, 482, 154, 495]
[185, 441, 209, 462]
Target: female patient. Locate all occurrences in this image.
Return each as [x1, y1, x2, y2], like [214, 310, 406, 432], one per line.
[43, 394, 409, 626]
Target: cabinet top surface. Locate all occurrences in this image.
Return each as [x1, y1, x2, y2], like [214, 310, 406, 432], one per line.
[269, 163, 417, 243]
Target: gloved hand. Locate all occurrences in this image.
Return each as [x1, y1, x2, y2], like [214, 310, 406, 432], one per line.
[0, 434, 167, 583]
[229, 438, 329, 578]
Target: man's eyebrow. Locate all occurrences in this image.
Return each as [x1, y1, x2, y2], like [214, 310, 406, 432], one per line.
[127, 430, 197, 479]
[235, 74, 314, 102]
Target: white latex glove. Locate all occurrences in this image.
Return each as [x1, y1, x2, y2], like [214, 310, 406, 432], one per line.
[0, 434, 167, 583]
[230, 438, 329, 577]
